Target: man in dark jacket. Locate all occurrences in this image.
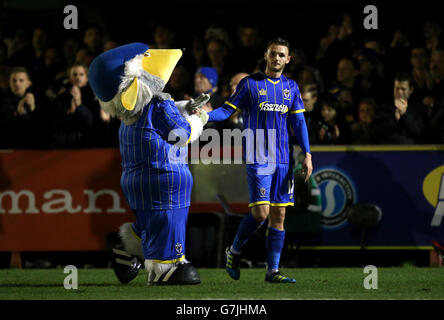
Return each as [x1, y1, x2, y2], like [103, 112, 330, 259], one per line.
[372, 72, 425, 144]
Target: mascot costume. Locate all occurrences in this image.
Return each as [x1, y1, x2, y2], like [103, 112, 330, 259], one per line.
[88, 43, 209, 285]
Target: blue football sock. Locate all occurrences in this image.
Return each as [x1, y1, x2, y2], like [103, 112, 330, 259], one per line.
[266, 227, 285, 272]
[231, 213, 264, 253]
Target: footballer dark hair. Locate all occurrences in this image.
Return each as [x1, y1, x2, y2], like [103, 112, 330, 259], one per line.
[266, 37, 291, 52]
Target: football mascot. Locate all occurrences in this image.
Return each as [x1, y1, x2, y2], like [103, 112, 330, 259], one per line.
[88, 43, 209, 285]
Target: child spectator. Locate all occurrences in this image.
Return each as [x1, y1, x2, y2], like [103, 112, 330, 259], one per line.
[316, 94, 345, 144]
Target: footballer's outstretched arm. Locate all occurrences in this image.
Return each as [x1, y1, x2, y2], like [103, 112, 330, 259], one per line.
[208, 77, 248, 122]
[208, 103, 236, 122]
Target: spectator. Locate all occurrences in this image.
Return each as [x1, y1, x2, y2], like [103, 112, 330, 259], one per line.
[335, 58, 358, 89]
[62, 38, 80, 69]
[372, 72, 425, 144]
[184, 35, 208, 72]
[315, 22, 341, 79]
[165, 65, 192, 101]
[0, 41, 8, 66]
[337, 13, 354, 44]
[423, 20, 442, 53]
[103, 39, 118, 52]
[349, 98, 377, 144]
[355, 48, 388, 103]
[364, 37, 387, 79]
[31, 27, 48, 61]
[316, 94, 344, 144]
[0, 67, 44, 148]
[364, 38, 385, 57]
[51, 63, 96, 148]
[409, 45, 433, 100]
[332, 57, 362, 105]
[204, 26, 232, 49]
[337, 87, 356, 124]
[233, 24, 263, 73]
[328, 84, 357, 132]
[75, 47, 94, 66]
[83, 25, 103, 58]
[226, 72, 249, 130]
[206, 38, 235, 80]
[151, 24, 176, 49]
[297, 67, 315, 87]
[5, 28, 33, 68]
[385, 28, 411, 78]
[423, 49, 444, 143]
[300, 83, 321, 144]
[68, 60, 119, 147]
[287, 49, 307, 82]
[28, 27, 49, 83]
[429, 49, 444, 98]
[315, 14, 355, 86]
[229, 72, 249, 96]
[0, 65, 10, 99]
[190, 66, 225, 131]
[192, 66, 225, 111]
[297, 66, 324, 91]
[33, 47, 65, 104]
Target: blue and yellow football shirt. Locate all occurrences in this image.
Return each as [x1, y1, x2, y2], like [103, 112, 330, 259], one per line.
[208, 71, 310, 163]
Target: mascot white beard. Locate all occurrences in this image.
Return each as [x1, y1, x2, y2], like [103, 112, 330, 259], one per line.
[98, 53, 208, 143]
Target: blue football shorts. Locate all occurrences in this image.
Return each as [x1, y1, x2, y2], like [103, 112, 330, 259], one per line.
[246, 162, 294, 208]
[131, 207, 188, 263]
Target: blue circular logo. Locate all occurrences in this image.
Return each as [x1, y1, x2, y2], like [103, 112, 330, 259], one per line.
[314, 168, 356, 229]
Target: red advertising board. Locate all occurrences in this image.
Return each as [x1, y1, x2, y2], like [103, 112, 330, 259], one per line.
[0, 149, 133, 251]
[0, 149, 245, 252]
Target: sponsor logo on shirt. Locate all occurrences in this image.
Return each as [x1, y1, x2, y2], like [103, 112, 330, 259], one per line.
[259, 101, 289, 114]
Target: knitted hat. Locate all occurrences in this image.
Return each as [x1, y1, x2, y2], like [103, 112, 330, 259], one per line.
[196, 66, 218, 88]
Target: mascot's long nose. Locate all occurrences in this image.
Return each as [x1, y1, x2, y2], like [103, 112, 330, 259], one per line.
[142, 49, 182, 84]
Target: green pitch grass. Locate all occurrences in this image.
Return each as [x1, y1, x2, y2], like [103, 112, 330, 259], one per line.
[0, 267, 443, 300]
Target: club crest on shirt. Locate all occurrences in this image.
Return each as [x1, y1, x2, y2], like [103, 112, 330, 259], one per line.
[260, 187, 267, 197]
[175, 242, 183, 254]
[259, 88, 267, 96]
[283, 89, 290, 99]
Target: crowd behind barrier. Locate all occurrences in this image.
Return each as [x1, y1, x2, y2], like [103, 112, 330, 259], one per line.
[1, 5, 443, 150]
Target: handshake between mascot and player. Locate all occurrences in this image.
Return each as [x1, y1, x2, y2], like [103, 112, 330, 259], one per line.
[88, 38, 313, 286]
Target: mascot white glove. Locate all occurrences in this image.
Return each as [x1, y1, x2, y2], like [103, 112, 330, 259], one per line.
[198, 109, 209, 126]
[185, 93, 210, 114]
